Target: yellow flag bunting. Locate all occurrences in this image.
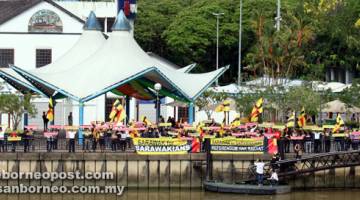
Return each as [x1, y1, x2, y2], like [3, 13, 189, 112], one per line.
[250, 98, 263, 122]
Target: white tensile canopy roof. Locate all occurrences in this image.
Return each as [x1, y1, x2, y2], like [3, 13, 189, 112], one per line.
[35, 30, 106, 74]
[0, 11, 198, 98]
[11, 11, 228, 102]
[0, 11, 106, 97]
[176, 63, 197, 73]
[322, 100, 360, 113]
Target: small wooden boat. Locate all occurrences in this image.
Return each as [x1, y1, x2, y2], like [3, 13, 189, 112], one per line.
[204, 181, 291, 195]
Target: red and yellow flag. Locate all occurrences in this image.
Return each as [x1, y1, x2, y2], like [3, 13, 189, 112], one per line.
[109, 99, 126, 124]
[286, 112, 295, 128]
[46, 97, 54, 122]
[297, 107, 306, 128]
[215, 100, 231, 112]
[332, 114, 344, 133]
[250, 98, 263, 122]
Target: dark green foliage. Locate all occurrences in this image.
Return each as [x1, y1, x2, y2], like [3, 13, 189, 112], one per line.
[134, 0, 360, 83]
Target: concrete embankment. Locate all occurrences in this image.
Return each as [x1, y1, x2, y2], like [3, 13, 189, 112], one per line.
[0, 153, 358, 189]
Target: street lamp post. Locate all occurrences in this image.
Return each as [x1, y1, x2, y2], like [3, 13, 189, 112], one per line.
[319, 88, 324, 126]
[238, 0, 242, 86]
[275, 0, 282, 31]
[212, 12, 224, 86]
[154, 83, 162, 124]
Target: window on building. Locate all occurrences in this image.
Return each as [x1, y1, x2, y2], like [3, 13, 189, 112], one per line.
[36, 49, 52, 68]
[0, 49, 14, 68]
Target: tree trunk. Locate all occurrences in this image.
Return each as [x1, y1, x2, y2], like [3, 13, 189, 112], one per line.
[12, 113, 21, 131]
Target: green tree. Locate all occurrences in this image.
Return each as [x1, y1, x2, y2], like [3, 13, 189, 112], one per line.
[339, 79, 360, 108]
[134, 0, 360, 83]
[304, 0, 360, 78]
[135, 0, 193, 58]
[195, 90, 228, 120]
[0, 93, 37, 130]
[245, 0, 314, 80]
[234, 86, 264, 118]
[284, 86, 322, 116]
[162, 0, 253, 82]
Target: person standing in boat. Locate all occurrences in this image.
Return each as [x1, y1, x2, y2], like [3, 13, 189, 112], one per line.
[254, 159, 265, 186]
[268, 171, 279, 186]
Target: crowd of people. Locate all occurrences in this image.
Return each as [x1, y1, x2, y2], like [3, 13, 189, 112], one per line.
[0, 113, 358, 155]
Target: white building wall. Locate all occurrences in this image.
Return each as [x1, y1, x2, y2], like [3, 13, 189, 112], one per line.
[164, 97, 174, 121]
[0, 2, 83, 33]
[0, 1, 83, 69]
[54, 1, 116, 19]
[129, 97, 136, 121]
[29, 97, 71, 124]
[0, 113, 10, 129]
[70, 95, 105, 126]
[138, 101, 170, 124]
[0, 34, 80, 69]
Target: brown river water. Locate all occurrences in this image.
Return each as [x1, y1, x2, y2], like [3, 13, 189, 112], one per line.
[1, 189, 360, 200]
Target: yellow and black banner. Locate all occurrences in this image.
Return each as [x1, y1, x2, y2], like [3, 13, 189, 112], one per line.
[133, 138, 200, 155]
[210, 138, 264, 154]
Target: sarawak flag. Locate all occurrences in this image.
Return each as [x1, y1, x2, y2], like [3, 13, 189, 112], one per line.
[197, 122, 205, 138]
[332, 114, 345, 133]
[297, 107, 306, 128]
[215, 100, 231, 112]
[190, 138, 200, 153]
[250, 98, 263, 122]
[117, 0, 137, 18]
[46, 97, 54, 122]
[109, 99, 120, 121]
[109, 99, 127, 123]
[114, 104, 126, 123]
[286, 112, 295, 128]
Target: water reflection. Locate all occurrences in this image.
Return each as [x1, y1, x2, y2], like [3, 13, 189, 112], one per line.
[1, 189, 360, 200]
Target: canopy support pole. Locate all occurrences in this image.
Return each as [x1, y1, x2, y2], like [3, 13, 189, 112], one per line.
[126, 96, 130, 124]
[188, 102, 194, 124]
[24, 113, 28, 127]
[78, 102, 84, 145]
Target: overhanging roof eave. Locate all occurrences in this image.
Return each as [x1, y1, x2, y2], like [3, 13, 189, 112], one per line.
[11, 65, 80, 101]
[0, 69, 47, 97]
[191, 65, 230, 101]
[153, 67, 192, 101]
[184, 63, 197, 73]
[81, 67, 192, 102]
